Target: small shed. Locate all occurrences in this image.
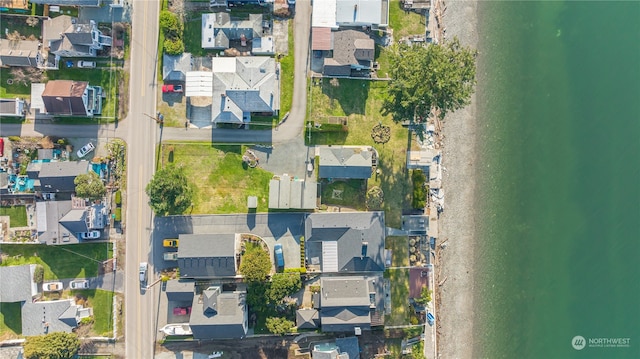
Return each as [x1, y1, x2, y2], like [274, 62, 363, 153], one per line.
[247, 196, 258, 209]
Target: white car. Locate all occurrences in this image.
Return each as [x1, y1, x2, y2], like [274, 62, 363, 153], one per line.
[43, 282, 64, 292]
[81, 231, 101, 240]
[76, 142, 95, 158]
[77, 61, 96, 68]
[70, 280, 89, 289]
[208, 352, 223, 359]
[139, 262, 148, 283]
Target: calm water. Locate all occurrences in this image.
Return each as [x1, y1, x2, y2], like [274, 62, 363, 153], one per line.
[475, 1, 640, 358]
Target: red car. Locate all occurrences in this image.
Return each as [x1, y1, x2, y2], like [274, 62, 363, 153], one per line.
[0, 138, 4, 157]
[162, 84, 183, 93]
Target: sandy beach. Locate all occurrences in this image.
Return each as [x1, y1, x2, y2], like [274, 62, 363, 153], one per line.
[435, 1, 480, 358]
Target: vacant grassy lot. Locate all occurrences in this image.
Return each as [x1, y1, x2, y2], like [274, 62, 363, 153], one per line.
[389, 0, 426, 39]
[308, 79, 415, 227]
[162, 143, 273, 213]
[0, 206, 27, 227]
[0, 302, 21, 340]
[386, 268, 410, 326]
[0, 68, 32, 98]
[73, 289, 113, 336]
[278, 20, 294, 122]
[0, 243, 112, 280]
[321, 180, 367, 210]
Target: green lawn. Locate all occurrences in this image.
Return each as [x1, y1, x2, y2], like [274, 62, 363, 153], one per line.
[320, 180, 367, 210]
[308, 79, 414, 227]
[73, 289, 113, 336]
[0, 206, 27, 227]
[0, 302, 22, 339]
[0, 68, 33, 98]
[183, 12, 205, 56]
[0, 243, 113, 280]
[278, 20, 294, 121]
[389, 0, 426, 39]
[385, 237, 413, 326]
[3, 14, 42, 40]
[161, 143, 273, 213]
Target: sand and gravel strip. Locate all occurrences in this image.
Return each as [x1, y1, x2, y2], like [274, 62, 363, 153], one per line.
[435, 1, 480, 358]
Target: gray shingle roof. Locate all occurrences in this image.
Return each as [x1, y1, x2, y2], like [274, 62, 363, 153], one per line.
[202, 13, 262, 49]
[0, 39, 40, 67]
[38, 161, 90, 193]
[319, 275, 384, 332]
[165, 280, 195, 302]
[305, 212, 385, 273]
[189, 286, 247, 339]
[317, 146, 373, 179]
[323, 30, 374, 77]
[0, 265, 36, 303]
[296, 308, 320, 329]
[21, 299, 79, 336]
[162, 53, 192, 82]
[177, 234, 237, 278]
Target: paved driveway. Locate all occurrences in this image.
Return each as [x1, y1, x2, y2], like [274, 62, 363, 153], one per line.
[153, 213, 306, 271]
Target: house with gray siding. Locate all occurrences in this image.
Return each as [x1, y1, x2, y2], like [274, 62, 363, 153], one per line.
[319, 275, 384, 332]
[189, 286, 248, 340]
[316, 145, 376, 180]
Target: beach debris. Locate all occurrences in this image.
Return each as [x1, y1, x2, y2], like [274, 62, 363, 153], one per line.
[438, 277, 448, 286]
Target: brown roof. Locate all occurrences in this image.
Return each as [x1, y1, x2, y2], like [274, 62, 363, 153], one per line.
[42, 80, 88, 97]
[41, 80, 89, 115]
[312, 27, 332, 51]
[409, 267, 429, 298]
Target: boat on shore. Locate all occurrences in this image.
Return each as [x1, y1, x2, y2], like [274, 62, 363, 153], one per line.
[160, 323, 192, 336]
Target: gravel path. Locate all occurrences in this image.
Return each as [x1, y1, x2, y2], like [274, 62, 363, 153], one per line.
[436, 1, 480, 358]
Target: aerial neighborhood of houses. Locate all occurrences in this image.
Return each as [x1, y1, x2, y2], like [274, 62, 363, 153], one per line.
[0, 0, 447, 358]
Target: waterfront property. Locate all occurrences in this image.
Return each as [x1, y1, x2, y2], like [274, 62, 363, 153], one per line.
[316, 145, 376, 180]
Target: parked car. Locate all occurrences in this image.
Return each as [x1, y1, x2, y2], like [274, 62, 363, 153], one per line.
[139, 262, 148, 283]
[77, 61, 96, 68]
[164, 252, 179, 261]
[274, 243, 284, 269]
[70, 280, 89, 289]
[427, 312, 435, 326]
[287, 0, 296, 5]
[81, 231, 100, 240]
[162, 84, 183, 93]
[76, 142, 95, 158]
[163, 239, 179, 247]
[43, 281, 64, 292]
[208, 352, 223, 359]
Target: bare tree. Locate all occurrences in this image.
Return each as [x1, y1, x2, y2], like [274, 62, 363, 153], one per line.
[10, 67, 46, 86]
[6, 31, 22, 41]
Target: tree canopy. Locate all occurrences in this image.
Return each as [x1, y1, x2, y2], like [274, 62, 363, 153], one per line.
[265, 317, 294, 335]
[145, 164, 194, 216]
[383, 38, 477, 131]
[74, 171, 106, 201]
[239, 247, 272, 282]
[23, 332, 80, 359]
[268, 272, 302, 303]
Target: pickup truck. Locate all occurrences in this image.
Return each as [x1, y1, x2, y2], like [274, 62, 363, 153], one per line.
[162, 84, 183, 93]
[163, 239, 179, 247]
[139, 262, 148, 283]
[164, 252, 178, 261]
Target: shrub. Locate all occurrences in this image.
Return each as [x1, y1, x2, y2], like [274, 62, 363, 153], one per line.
[265, 317, 294, 335]
[164, 38, 184, 55]
[114, 208, 122, 222]
[8, 136, 21, 142]
[411, 170, 427, 209]
[115, 190, 122, 205]
[33, 265, 44, 283]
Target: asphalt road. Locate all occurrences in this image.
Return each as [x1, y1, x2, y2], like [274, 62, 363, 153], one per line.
[123, 0, 160, 358]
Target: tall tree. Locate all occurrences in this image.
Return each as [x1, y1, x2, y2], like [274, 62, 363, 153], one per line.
[265, 317, 294, 335]
[74, 171, 106, 201]
[23, 332, 80, 359]
[383, 38, 477, 132]
[145, 164, 193, 216]
[268, 272, 302, 303]
[239, 247, 271, 282]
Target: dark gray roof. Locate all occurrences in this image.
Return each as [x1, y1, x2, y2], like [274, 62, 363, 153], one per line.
[162, 53, 192, 82]
[305, 212, 385, 273]
[29, 0, 101, 6]
[0, 265, 35, 303]
[189, 287, 247, 339]
[58, 208, 89, 234]
[165, 280, 195, 302]
[336, 337, 360, 359]
[323, 30, 374, 76]
[296, 308, 320, 329]
[21, 299, 78, 336]
[38, 161, 90, 193]
[319, 276, 384, 332]
[202, 13, 262, 49]
[318, 146, 373, 179]
[36, 200, 83, 245]
[177, 234, 237, 278]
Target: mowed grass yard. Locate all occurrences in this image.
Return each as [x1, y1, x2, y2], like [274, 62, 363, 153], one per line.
[0, 302, 22, 340]
[162, 143, 273, 213]
[308, 79, 416, 227]
[0, 243, 112, 280]
[0, 206, 27, 227]
[73, 289, 113, 336]
[386, 236, 410, 326]
[389, 0, 427, 39]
